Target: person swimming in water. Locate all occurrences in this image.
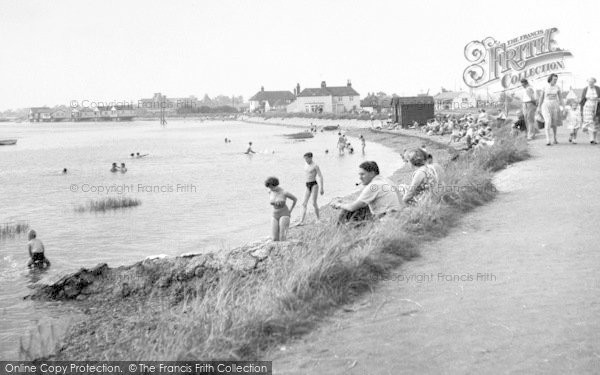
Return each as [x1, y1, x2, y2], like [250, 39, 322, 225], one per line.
[245, 142, 256, 154]
[110, 163, 119, 172]
[120, 163, 127, 173]
[265, 176, 297, 241]
[26, 229, 50, 268]
[299, 152, 324, 225]
[62, 168, 67, 174]
[130, 153, 135, 158]
[136, 152, 149, 158]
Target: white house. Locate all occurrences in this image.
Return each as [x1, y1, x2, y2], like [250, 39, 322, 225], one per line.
[248, 87, 296, 112]
[433, 91, 477, 110]
[287, 80, 360, 114]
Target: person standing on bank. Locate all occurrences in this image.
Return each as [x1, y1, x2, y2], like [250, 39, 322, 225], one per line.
[299, 152, 324, 225]
[520, 79, 538, 140]
[580, 77, 600, 144]
[265, 177, 297, 241]
[537, 73, 564, 146]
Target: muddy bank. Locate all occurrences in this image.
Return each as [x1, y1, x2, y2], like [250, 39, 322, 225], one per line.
[29, 240, 298, 304]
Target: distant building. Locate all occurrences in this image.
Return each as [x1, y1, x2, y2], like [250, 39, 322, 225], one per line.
[28, 107, 53, 122]
[433, 91, 477, 110]
[389, 96, 435, 127]
[288, 80, 360, 114]
[360, 93, 392, 114]
[50, 107, 72, 122]
[72, 105, 135, 121]
[138, 93, 199, 113]
[248, 87, 296, 112]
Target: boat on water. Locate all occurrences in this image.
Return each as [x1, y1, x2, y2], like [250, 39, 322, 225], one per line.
[322, 125, 340, 131]
[0, 139, 17, 145]
[284, 132, 314, 139]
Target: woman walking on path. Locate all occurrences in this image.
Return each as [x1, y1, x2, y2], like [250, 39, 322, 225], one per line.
[537, 74, 564, 146]
[580, 77, 600, 144]
[265, 177, 297, 241]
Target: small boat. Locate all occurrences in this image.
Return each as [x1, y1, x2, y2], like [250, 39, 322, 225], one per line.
[0, 139, 17, 145]
[322, 125, 340, 131]
[284, 132, 314, 139]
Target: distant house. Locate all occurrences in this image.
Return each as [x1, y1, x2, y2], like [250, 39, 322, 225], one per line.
[28, 107, 52, 122]
[71, 105, 135, 121]
[288, 80, 360, 114]
[360, 93, 392, 114]
[248, 87, 296, 112]
[433, 91, 477, 110]
[50, 107, 72, 122]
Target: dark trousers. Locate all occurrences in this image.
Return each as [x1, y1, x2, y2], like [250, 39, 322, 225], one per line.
[337, 206, 373, 224]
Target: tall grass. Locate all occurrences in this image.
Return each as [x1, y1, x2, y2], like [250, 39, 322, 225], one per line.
[0, 221, 30, 240]
[54, 128, 529, 360]
[74, 197, 141, 213]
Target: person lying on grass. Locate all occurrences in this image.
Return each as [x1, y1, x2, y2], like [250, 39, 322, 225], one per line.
[330, 161, 401, 224]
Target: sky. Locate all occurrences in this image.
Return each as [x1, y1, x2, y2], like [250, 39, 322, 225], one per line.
[0, 0, 598, 110]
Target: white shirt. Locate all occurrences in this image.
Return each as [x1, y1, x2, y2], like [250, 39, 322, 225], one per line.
[356, 175, 401, 216]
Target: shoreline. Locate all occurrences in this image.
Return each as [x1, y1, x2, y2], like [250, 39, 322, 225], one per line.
[30, 118, 441, 302]
[28, 116, 512, 360]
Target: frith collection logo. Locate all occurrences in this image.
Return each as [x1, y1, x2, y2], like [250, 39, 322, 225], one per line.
[463, 28, 573, 89]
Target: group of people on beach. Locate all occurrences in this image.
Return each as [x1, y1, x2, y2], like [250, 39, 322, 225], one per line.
[516, 76, 600, 145]
[264, 144, 443, 241]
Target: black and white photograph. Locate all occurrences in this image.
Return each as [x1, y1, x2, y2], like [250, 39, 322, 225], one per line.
[0, 0, 599, 373]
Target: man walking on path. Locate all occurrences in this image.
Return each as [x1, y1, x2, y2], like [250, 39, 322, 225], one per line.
[298, 152, 324, 225]
[521, 78, 538, 140]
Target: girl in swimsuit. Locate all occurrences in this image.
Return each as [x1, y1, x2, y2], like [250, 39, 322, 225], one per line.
[265, 176, 298, 241]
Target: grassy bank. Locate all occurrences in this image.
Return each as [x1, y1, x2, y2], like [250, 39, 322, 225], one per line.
[48, 126, 528, 360]
[74, 197, 141, 213]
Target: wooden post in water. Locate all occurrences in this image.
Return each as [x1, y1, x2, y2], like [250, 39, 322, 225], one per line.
[160, 97, 167, 126]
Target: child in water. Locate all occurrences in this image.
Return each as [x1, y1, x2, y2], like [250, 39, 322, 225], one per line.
[27, 229, 50, 268]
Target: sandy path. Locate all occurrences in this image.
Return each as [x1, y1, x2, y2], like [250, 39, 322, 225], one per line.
[271, 131, 600, 374]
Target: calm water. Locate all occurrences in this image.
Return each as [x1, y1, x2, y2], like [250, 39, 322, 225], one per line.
[0, 119, 403, 359]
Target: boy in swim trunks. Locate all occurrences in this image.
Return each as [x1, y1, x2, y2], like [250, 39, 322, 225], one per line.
[26, 229, 50, 268]
[299, 152, 324, 225]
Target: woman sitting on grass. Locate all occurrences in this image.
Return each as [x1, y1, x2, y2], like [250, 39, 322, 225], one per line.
[265, 177, 297, 241]
[400, 148, 439, 205]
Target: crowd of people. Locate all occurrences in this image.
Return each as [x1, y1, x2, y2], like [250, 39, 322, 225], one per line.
[512, 76, 600, 145]
[405, 110, 498, 150]
[264, 147, 442, 241]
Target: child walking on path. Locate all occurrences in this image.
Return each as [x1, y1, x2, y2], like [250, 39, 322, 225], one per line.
[565, 103, 582, 143]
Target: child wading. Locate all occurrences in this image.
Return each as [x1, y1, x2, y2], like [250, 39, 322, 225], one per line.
[27, 229, 50, 268]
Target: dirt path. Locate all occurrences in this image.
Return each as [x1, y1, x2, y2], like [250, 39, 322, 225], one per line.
[272, 131, 600, 374]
